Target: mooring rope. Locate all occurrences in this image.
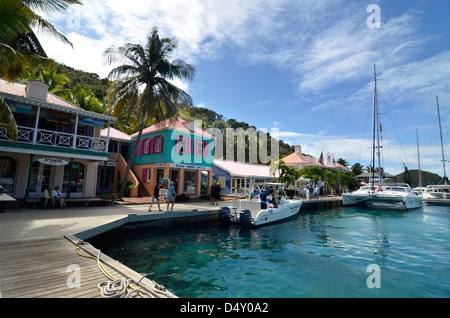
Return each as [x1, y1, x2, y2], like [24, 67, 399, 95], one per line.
[75, 240, 170, 298]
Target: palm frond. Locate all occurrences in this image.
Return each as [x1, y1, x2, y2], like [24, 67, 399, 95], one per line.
[0, 96, 18, 140]
[22, 0, 83, 14]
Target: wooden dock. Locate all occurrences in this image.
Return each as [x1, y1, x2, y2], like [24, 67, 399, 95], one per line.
[0, 203, 220, 298]
[0, 198, 343, 298]
[0, 237, 119, 298]
[301, 196, 343, 210]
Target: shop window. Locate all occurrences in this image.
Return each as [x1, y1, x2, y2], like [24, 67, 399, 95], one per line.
[143, 138, 150, 155]
[153, 135, 162, 153]
[195, 140, 204, 156]
[176, 136, 191, 154]
[0, 156, 16, 193]
[183, 171, 196, 193]
[63, 162, 85, 193]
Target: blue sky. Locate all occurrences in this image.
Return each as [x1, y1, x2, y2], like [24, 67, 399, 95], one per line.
[38, 0, 450, 176]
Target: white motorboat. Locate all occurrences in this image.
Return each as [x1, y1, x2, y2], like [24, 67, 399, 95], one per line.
[422, 185, 450, 205]
[342, 182, 422, 210]
[219, 183, 302, 227]
[342, 65, 422, 210]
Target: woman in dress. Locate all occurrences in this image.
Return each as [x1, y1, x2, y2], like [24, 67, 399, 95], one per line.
[166, 181, 176, 211]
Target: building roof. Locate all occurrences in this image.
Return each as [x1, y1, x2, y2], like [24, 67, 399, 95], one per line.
[130, 117, 214, 139]
[101, 127, 131, 142]
[283, 153, 310, 165]
[0, 78, 115, 122]
[282, 150, 350, 171]
[214, 159, 279, 178]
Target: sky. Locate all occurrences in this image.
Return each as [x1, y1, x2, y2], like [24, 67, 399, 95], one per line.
[36, 0, 450, 177]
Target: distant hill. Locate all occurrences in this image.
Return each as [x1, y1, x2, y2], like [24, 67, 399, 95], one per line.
[55, 63, 110, 101]
[395, 169, 444, 188]
[54, 62, 295, 161]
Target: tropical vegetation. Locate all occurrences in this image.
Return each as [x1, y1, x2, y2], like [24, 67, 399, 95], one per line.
[3, 1, 426, 198]
[103, 27, 196, 199]
[0, 0, 82, 139]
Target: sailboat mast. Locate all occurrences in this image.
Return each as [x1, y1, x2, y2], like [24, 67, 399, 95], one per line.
[416, 128, 422, 188]
[374, 64, 382, 191]
[436, 95, 447, 185]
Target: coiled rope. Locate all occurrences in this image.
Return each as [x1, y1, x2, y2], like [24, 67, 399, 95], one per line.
[75, 241, 167, 298]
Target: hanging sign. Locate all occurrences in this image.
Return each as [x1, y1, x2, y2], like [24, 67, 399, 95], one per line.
[38, 158, 69, 166]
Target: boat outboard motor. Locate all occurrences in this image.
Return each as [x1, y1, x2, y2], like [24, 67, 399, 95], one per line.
[219, 207, 231, 224]
[240, 209, 252, 227]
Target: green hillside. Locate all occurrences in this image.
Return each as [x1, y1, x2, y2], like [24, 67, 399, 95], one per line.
[395, 169, 444, 188]
[54, 62, 295, 162]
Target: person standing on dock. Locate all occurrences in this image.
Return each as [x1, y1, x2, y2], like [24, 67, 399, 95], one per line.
[166, 181, 176, 211]
[149, 183, 163, 212]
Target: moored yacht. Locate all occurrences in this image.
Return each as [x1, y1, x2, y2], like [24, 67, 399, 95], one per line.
[343, 182, 422, 210]
[342, 65, 422, 210]
[421, 96, 450, 205]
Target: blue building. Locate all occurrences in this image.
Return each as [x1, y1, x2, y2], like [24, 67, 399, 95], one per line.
[213, 159, 279, 196]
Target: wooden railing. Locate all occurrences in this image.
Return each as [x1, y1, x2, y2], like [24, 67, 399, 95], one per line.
[0, 125, 108, 153]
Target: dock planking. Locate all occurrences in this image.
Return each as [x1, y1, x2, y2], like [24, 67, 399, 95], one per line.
[0, 237, 124, 298]
[0, 198, 343, 298]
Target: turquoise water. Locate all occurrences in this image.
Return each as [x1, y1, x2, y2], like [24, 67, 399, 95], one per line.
[89, 205, 450, 298]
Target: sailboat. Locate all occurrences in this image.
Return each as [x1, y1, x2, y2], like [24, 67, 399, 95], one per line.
[422, 96, 450, 205]
[342, 65, 422, 210]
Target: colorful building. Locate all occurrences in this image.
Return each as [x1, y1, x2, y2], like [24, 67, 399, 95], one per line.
[213, 159, 279, 196]
[0, 79, 115, 200]
[128, 118, 214, 198]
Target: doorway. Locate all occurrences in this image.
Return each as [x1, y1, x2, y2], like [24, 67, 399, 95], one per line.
[30, 161, 54, 195]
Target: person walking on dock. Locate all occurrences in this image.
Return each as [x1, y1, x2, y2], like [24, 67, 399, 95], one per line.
[166, 181, 176, 211]
[149, 183, 163, 212]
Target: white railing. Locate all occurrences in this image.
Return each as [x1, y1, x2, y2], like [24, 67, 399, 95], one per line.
[0, 125, 108, 154]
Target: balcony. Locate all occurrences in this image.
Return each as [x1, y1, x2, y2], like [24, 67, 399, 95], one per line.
[0, 125, 108, 154]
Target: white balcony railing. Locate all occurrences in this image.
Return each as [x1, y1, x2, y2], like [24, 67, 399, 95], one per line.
[0, 125, 108, 154]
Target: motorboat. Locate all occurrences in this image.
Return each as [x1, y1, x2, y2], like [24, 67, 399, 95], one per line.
[342, 65, 422, 210]
[219, 182, 302, 227]
[342, 182, 422, 210]
[422, 185, 450, 205]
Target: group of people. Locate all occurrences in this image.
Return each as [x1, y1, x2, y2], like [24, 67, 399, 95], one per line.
[148, 181, 176, 212]
[148, 181, 222, 212]
[209, 182, 221, 205]
[41, 186, 67, 209]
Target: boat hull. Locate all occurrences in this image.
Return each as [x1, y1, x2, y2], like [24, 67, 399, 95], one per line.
[342, 193, 422, 210]
[222, 200, 302, 227]
[252, 201, 302, 226]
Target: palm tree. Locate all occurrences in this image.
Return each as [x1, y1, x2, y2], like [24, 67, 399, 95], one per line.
[324, 169, 340, 195]
[0, 97, 18, 140]
[300, 166, 325, 186]
[104, 27, 195, 199]
[0, 0, 81, 139]
[0, 0, 81, 79]
[270, 159, 300, 188]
